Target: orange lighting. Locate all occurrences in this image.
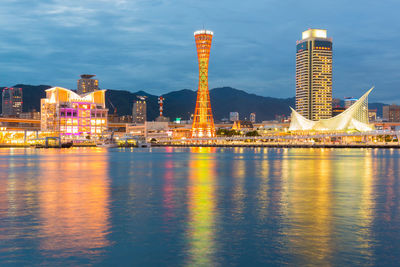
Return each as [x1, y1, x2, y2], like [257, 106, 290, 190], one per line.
[191, 30, 216, 138]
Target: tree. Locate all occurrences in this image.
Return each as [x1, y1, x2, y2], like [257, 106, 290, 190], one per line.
[245, 130, 260, 137]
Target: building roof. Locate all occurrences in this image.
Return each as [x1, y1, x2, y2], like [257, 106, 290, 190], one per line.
[194, 30, 213, 36]
[80, 74, 96, 79]
[289, 88, 374, 132]
[44, 87, 106, 104]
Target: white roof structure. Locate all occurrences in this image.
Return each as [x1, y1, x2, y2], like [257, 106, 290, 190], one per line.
[289, 88, 374, 132]
[194, 30, 213, 36]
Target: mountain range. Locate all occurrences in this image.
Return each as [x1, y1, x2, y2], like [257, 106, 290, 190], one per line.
[0, 84, 387, 121]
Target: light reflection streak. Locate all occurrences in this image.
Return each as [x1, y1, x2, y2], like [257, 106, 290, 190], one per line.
[163, 159, 175, 225]
[37, 149, 110, 259]
[280, 149, 376, 265]
[232, 154, 246, 217]
[281, 149, 334, 265]
[256, 155, 269, 220]
[186, 147, 217, 266]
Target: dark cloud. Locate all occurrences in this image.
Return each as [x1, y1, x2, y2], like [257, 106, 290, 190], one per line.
[0, 0, 399, 102]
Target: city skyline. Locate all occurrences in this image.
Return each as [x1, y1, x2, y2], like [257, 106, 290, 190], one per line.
[0, 0, 399, 103]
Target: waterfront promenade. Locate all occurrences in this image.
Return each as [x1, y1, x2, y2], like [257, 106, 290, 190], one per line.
[155, 130, 400, 148]
[154, 143, 400, 148]
[0, 130, 399, 148]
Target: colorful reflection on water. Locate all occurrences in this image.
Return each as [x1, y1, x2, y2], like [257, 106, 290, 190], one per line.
[0, 148, 110, 265]
[186, 147, 217, 266]
[0, 147, 399, 266]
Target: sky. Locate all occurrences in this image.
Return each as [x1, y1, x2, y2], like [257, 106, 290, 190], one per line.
[0, 0, 399, 103]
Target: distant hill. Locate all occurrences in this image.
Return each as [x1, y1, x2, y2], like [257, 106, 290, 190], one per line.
[0, 84, 387, 120]
[106, 87, 295, 121]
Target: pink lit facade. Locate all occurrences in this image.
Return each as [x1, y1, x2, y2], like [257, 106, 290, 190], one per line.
[41, 87, 108, 136]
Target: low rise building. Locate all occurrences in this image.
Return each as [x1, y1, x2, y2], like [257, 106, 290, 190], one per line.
[383, 104, 400, 122]
[344, 98, 358, 109]
[332, 107, 346, 116]
[126, 121, 171, 141]
[232, 120, 254, 131]
[368, 109, 377, 122]
[20, 111, 41, 120]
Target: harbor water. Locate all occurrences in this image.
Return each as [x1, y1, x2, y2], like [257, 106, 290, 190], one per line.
[0, 147, 399, 266]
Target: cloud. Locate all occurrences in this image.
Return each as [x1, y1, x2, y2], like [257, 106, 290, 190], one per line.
[0, 0, 398, 103]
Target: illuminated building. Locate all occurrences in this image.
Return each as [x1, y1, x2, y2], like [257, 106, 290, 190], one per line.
[133, 96, 147, 124]
[289, 88, 373, 131]
[2, 87, 22, 117]
[383, 104, 400, 122]
[229, 112, 239, 122]
[191, 30, 216, 138]
[296, 29, 332, 120]
[250, 113, 256, 123]
[275, 114, 287, 123]
[126, 121, 171, 141]
[368, 109, 377, 122]
[40, 87, 108, 136]
[332, 98, 341, 107]
[77, 74, 99, 95]
[332, 107, 346, 116]
[232, 120, 254, 131]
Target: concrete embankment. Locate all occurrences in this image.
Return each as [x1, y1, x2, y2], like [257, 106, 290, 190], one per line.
[153, 143, 400, 149]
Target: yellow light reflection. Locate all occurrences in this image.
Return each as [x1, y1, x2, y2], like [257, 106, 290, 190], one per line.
[280, 148, 375, 265]
[37, 148, 110, 258]
[281, 149, 334, 264]
[186, 147, 217, 266]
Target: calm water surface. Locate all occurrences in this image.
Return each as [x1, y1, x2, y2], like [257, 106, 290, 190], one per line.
[0, 147, 399, 266]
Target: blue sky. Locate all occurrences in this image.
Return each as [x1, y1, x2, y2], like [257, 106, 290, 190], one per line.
[0, 0, 399, 102]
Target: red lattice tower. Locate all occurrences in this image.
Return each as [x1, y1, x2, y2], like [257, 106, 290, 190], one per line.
[191, 30, 216, 138]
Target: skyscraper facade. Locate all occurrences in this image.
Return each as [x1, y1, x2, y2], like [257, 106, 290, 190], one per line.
[229, 112, 239, 122]
[191, 30, 215, 138]
[2, 87, 22, 117]
[77, 74, 99, 95]
[383, 104, 400, 122]
[250, 113, 256, 123]
[132, 98, 147, 124]
[296, 29, 333, 121]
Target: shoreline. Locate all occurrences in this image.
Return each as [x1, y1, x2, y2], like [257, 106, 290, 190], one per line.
[153, 143, 400, 149]
[1, 143, 399, 149]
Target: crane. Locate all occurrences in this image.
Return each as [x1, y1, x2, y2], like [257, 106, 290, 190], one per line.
[108, 99, 117, 115]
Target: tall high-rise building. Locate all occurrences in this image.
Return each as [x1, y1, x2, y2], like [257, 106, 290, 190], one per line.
[191, 30, 216, 138]
[2, 87, 22, 117]
[132, 96, 147, 124]
[296, 29, 333, 121]
[77, 74, 99, 95]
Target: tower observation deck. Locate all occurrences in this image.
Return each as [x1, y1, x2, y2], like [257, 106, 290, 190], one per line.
[191, 30, 216, 138]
